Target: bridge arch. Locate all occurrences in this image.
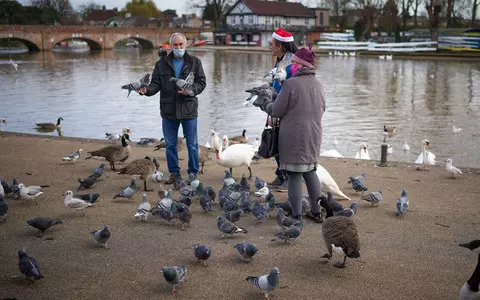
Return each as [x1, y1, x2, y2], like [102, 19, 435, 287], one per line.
[114, 37, 155, 49]
[0, 37, 40, 51]
[53, 37, 103, 51]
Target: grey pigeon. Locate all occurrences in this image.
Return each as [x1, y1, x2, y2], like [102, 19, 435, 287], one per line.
[263, 191, 276, 212]
[240, 190, 252, 213]
[0, 196, 8, 222]
[240, 174, 250, 191]
[223, 182, 242, 212]
[224, 209, 242, 223]
[224, 170, 236, 187]
[113, 179, 136, 199]
[347, 172, 366, 185]
[161, 265, 188, 294]
[206, 186, 216, 202]
[198, 183, 212, 212]
[170, 72, 194, 90]
[254, 176, 266, 190]
[396, 188, 409, 216]
[91, 225, 111, 249]
[334, 202, 358, 217]
[234, 242, 258, 262]
[77, 175, 97, 190]
[91, 164, 105, 180]
[276, 207, 295, 229]
[27, 217, 62, 237]
[121, 73, 150, 97]
[216, 215, 248, 238]
[272, 221, 304, 244]
[177, 203, 192, 230]
[62, 149, 83, 162]
[74, 193, 100, 204]
[349, 176, 368, 194]
[193, 244, 211, 267]
[275, 202, 292, 216]
[12, 178, 20, 199]
[179, 180, 195, 198]
[188, 173, 199, 189]
[252, 200, 269, 223]
[18, 248, 43, 280]
[134, 193, 151, 222]
[1, 179, 12, 197]
[136, 137, 160, 146]
[245, 86, 277, 108]
[361, 190, 383, 206]
[246, 267, 280, 299]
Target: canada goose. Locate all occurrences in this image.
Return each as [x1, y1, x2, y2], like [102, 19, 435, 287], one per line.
[0, 118, 6, 132]
[198, 145, 213, 174]
[36, 117, 63, 130]
[319, 195, 360, 268]
[117, 156, 156, 191]
[415, 139, 436, 169]
[384, 125, 396, 137]
[229, 129, 248, 144]
[459, 240, 480, 300]
[85, 134, 132, 171]
[154, 137, 186, 152]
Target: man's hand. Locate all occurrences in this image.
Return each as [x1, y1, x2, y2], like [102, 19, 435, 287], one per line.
[137, 87, 147, 95]
[178, 89, 194, 96]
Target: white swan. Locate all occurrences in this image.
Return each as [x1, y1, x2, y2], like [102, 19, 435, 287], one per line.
[415, 139, 436, 168]
[320, 150, 344, 158]
[210, 130, 257, 178]
[354, 143, 371, 160]
[316, 165, 350, 200]
[452, 126, 462, 133]
[402, 141, 410, 151]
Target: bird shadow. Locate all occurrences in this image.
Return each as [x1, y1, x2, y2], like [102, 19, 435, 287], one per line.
[6, 275, 38, 286]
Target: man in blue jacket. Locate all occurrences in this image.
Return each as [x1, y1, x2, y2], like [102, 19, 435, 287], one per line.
[139, 32, 206, 189]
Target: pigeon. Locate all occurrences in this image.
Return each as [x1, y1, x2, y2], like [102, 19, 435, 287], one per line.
[244, 86, 277, 108]
[18, 183, 43, 205]
[347, 172, 366, 186]
[318, 192, 344, 215]
[234, 242, 259, 262]
[188, 173, 200, 189]
[240, 190, 252, 213]
[73, 193, 100, 204]
[396, 188, 409, 216]
[206, 186, 216, 202]
[63, 190, 92, 215]
[224, 209, 242, 223]
[91, 225, 111, 249]
[263, 191, 276, 212]
[252, 200, 269, 223]
[198, 183, 212, 212]
[161, 265, 188, 294]
[224, 170, 236, 187]
[348, 176, 368, 194]
[246, 267, 280, 300]
[334, 202, 358, 218]
[136, 137, 160, 146]
[255, 176, 267, 190]
[27, 217, 62, 237]
[177, 203, 192, 230]
[77, 175, 97, 190]
[91, 164, 105, 180]
[445, 158, 463, 178]
[361, 190, 383, 206]
[11, 178, 20, 199]
[134, 193, 151, 222]
[275, 202, 292, 216]
[223, 183, 242, 212]
[62, 149, 83, 162]
[121, 73, 150, 97]
[255, 183, 269, 197]
[179, 180, 195, 198]
[152, 157, 164, 182]
[1, 179, 12, 197]
[272, 222, 304, 244]
[114, 179, 136, 199]
[170, 72, 194, 90]
[18, 248, 43, 280]
[264, 67, 287, 82]
[216, 215, 248, 238]
[240, 174, 250, 191]
[276, 207, 295, 229]
[0, 196, 8, 222]
[193, 244, 211, 267]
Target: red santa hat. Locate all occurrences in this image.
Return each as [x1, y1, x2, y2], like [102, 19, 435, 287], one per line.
[272, 28, 294, 43]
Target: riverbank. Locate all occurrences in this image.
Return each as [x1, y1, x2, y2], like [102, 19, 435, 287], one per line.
[0, 132, 479, 299]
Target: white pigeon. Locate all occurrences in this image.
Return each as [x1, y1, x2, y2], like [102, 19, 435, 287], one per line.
[452, 126, 462, 133]
[62, 149, 83, 162]
[402, 141, 410, 151]
[255, 183, 269, 197]
[445, 159, 463, 178]
[18, 183, 43, 204]
[63, 190, 92, 215]
[134, 193, 151, 222]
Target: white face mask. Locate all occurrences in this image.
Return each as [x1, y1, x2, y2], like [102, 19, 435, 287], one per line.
[173, 49, 185, 58]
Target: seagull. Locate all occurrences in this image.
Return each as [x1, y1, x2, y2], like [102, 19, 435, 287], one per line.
[445, 158, 463, 178]
[18, 183, 43, 205]
[63, 190, 92, 215]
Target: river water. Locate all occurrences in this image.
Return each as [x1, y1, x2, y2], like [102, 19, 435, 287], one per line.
[1, 49, 479, 167]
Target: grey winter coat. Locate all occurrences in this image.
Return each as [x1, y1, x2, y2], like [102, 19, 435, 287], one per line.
[145, 51, 206, 120]
[263, 68, 325, 166]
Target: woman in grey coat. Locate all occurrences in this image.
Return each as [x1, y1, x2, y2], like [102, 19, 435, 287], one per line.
[253, 46, 325, 223]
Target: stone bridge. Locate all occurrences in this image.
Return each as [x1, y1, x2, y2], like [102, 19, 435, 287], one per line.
[0, 25, 204, 51]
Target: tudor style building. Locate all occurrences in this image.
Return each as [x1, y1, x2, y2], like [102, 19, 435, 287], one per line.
[220, 0, 329, 46]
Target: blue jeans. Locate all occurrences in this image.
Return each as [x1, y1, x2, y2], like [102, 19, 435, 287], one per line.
[162, 118, 199, 176]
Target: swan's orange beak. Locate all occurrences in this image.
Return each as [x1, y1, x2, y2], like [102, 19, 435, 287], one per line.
[426, 142, 431, 148]
[215, 150, 220, 159]
[363, 147, 367, 153]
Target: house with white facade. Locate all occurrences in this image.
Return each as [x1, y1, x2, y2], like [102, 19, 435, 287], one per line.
[220, 0, 328, 46]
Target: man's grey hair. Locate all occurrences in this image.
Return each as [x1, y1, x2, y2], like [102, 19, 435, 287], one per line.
[170, 32, 187, 45]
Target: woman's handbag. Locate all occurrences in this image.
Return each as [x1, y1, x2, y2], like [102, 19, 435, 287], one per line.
[257, 116, 279, 159]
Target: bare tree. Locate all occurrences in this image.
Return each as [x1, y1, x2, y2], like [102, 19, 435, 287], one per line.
[351, 0, 385, 40]
[472, 0, 479, 26]
[446, 0, 454, 26]
[77, 1, 102, 17]
[30, 0, 73, 15]
[399, 0, 414, 30]
[413, 0, 420, 26]
[325, 0, 352, 30]
[425, 0, 442, 41]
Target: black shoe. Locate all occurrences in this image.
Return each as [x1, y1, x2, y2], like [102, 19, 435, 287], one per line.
[173, 175, 183, 190]
[164, 173, 182, 185]
[276, 180, 288, 193]
[267, 176, 284, 187]
[305, 211, 323, 223]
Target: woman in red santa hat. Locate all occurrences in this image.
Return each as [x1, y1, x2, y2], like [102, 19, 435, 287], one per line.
[266, 28, 298, 191]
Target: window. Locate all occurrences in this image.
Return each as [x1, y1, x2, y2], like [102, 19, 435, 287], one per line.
[320, 12, 324, 26]
[286, 18, 290, 25]
[248, 15, 253, 23]
[265, 17, 271, 24]
[305, 18, 310, 25]
[232, 16, 236, 24]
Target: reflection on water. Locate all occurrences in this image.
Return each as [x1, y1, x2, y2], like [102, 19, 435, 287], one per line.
[0, 49, 479, 167]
